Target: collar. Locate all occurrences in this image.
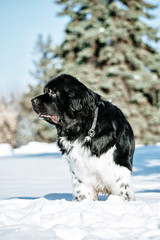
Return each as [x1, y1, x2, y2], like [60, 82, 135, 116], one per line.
[85, 107, 99, 142]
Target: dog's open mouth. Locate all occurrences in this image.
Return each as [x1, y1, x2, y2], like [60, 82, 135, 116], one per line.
[39, 114, 59, 123]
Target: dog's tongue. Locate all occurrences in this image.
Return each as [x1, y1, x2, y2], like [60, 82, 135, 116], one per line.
[50, 115, 59, 123]
[40, 114, 59, 123]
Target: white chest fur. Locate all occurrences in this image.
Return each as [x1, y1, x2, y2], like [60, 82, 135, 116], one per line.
[59, 137, 132, 196]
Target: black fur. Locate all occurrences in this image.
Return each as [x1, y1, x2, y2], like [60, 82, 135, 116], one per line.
[31, 74, 135, 172]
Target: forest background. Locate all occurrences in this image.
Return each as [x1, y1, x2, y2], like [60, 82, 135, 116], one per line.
[0, 0, 160, 147]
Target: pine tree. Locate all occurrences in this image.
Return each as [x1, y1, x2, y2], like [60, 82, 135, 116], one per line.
[54, 0, 160, 144]
[17, 35, 57, 146]
[19, 0, 160, 145]
[31, 35, 57, 85]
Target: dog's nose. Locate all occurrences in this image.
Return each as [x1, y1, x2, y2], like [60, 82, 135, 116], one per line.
[31, 98, 39, 109]
[31, 98, 39, 105]
[31, 98, 35, 106]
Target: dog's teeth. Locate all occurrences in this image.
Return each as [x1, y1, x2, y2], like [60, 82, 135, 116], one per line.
[39, 114, 44, 119]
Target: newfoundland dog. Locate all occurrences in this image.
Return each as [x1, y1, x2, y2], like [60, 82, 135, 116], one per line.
[31, 74, 135, 201]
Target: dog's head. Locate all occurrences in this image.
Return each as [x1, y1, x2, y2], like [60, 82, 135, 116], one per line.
[31, 74, 101, 131]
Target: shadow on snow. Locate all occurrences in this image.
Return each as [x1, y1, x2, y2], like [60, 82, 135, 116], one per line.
[8, 145, 160, 201]
[133, 145, 160, 176]
[9, 193, 109, 201]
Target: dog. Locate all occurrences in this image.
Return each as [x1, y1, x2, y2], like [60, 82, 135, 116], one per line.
[31, 74, 135, 201]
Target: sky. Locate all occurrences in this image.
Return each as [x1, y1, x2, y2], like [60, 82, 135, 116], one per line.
[0, 0, 68, 98]
[0, 0, 160, 99]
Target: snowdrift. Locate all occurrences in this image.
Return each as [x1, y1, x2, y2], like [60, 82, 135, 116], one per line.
[0, 142, 160, 239]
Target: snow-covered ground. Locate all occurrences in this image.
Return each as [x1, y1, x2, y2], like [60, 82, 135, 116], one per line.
[0, 142, 160, 240]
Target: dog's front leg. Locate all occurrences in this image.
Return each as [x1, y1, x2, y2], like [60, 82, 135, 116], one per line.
[112, 176, 136, 201]
[71, 171, 98, 201]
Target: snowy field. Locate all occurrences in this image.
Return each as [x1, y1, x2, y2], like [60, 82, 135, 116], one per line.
[0, 142, 160, 240]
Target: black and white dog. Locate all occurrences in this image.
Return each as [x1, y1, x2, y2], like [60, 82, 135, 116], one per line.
[31, 74, 135, 201]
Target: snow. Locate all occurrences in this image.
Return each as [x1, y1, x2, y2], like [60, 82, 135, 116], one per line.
[14, 141, 59, 156]
[0, 143, 160, 240]
[0, 144, 13, 157]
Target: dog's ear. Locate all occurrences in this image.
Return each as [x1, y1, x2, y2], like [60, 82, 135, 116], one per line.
[68, 88, 100, 112]
[68, 89, 83, 111]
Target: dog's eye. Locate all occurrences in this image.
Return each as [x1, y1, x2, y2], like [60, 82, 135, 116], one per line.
[49, 89, 56, 96]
